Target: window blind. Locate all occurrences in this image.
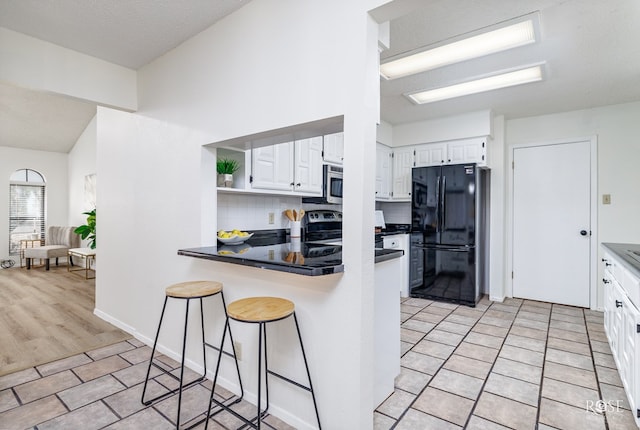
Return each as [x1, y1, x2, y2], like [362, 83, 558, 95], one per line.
[9, 184, 45, 255]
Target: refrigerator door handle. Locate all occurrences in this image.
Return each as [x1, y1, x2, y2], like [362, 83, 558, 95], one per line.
[436, 175, 441, 233]
[441, 175, 446, 232]
[420, 246, 471, 252]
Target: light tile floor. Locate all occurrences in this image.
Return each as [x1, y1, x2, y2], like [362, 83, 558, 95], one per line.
[375, 296, 637, 430]
[0, 297, 637, 429]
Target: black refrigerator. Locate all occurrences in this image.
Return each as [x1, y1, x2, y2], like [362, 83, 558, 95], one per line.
[410, 163, 489, 306]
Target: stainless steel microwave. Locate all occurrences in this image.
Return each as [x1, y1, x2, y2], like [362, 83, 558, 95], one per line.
[303, 165, 343, 204]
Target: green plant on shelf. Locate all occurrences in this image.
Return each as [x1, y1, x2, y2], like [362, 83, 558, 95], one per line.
[217, 158, 240, 175]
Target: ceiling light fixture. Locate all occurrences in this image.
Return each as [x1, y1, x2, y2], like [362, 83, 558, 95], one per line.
[380, 17, 538, 80]
[407, 64, 544, 104]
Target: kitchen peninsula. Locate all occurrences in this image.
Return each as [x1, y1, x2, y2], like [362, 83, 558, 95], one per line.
[177, 232, 403, 276]
[178, 230, 404, 409]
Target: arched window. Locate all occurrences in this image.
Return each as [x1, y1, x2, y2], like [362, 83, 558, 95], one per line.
[9, 169, 45, 255]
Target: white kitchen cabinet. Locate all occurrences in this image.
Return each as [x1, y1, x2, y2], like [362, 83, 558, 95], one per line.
[376, 143, 392, 200]
[251, 137, 323, 195]
[392, 147, 413, 201]
[602, 248, 640, 428]
[383, 233, 410, 297]
[294, 136, 323, 194]
[412, 137, 487, 167]
[447, 137, 486, 165]
[251, 142, 295, 191]
[414, 143, 446, 167]
[323, 132, 344, 165]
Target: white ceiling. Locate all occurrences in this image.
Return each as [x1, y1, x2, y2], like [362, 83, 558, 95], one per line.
[1, 0, 639, 152]
[0, 0, 252, 153]
[381, 0, 640, 125]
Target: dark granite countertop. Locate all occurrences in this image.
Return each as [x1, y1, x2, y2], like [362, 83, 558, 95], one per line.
[602, 242, 640, 278]
[178, 231, 403, 276]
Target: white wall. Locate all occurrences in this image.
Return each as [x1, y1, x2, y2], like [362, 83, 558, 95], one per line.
[96, 1, 386, 428]
[506, 101, 640, 309]
[392, 109, 493, 146]
[0, 146, 68, 260]
[0, 27, 137, 110]
[68, 116, 97, 240]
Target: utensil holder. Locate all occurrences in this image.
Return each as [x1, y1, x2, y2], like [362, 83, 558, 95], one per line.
[290, 221, 301, 238]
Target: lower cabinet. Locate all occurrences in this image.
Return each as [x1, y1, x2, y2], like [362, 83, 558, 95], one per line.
[602, 251, 640, 428]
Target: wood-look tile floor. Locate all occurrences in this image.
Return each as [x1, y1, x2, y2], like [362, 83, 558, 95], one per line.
[0, 277, 637, 429]
[0, 265, 131, 377]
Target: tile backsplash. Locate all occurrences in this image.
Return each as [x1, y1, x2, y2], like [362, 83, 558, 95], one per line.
[376, 201, 411, 224]
[218, 193, 410, 232]
[217, 194, 341, 232]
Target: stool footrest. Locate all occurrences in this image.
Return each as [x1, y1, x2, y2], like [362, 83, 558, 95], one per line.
[266, 369, 313, 393]
[204, 341, 237, 360]
[142, 370, 206, 406]
[182, 396, 243, 430]
[206, 396, 267, 430]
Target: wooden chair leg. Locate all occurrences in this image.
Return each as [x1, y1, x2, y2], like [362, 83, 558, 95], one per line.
[45, 259, 50, 270]
[27, 258, 31, 269]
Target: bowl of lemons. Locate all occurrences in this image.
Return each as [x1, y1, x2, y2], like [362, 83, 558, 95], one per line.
[217, 229, 253, 245]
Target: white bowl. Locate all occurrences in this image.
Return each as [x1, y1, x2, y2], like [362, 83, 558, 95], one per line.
[217, 233, 253, 245]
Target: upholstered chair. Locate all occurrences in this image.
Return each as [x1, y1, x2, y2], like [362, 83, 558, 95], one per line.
[24, 226, 81, 270]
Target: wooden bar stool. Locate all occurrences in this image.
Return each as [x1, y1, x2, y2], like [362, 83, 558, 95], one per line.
[141, 280, 243, 429]
[204, 296, 321, 430]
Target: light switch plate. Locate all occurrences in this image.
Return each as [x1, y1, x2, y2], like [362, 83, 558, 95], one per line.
[603, 194, 611, 205]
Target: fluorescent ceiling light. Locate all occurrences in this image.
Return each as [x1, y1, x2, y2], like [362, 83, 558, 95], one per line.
[380, 19, 537, 80]
[407, 65, 544, 104]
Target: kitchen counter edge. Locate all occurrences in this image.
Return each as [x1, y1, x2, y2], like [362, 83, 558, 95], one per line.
[601, 242, 640, 278]
[177, 247, 403, 276]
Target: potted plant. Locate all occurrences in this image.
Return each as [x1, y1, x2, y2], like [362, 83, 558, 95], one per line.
[217, 158, 240, 187]
[74, 208, 96, 249]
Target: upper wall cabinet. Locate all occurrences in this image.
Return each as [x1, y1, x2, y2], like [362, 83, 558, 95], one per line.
[251, 137, 323, 195]
[251, 142, 295, 191]
[376, 137, 488, 202]
[323, 132, 344, 165]
[376, 143, 392, 200]
[392, 147, 413, 201]
[293, 137, 324, 194]
[415, 137, 487, 167]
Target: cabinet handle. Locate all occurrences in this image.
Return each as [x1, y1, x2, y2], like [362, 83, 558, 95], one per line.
[296, 183, 301, 187]
[615, 300, 623, 308]
[290, 182, 295, 187]
[605, 262, 612, 267]
[603, 278, 611, 284]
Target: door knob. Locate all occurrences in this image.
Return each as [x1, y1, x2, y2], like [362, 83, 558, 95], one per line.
[580, 230, 588, 236]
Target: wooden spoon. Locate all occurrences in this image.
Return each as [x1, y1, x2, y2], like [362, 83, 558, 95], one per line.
[284, 209, 294, 221]
[298, 209, 305, 220]
[293, 209, 298, 221]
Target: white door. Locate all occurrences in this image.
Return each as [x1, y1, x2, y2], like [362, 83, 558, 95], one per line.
[512, 141, 592, 307]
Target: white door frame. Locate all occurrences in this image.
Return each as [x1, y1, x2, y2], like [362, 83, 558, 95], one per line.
[506, 136, 598, 309]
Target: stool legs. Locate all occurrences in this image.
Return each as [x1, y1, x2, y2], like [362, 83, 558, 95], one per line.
[293, 312, 322, 430]
[141, 296, 207, 428]
[204, 315, 245, 429]
[205, 311, 321, 430]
